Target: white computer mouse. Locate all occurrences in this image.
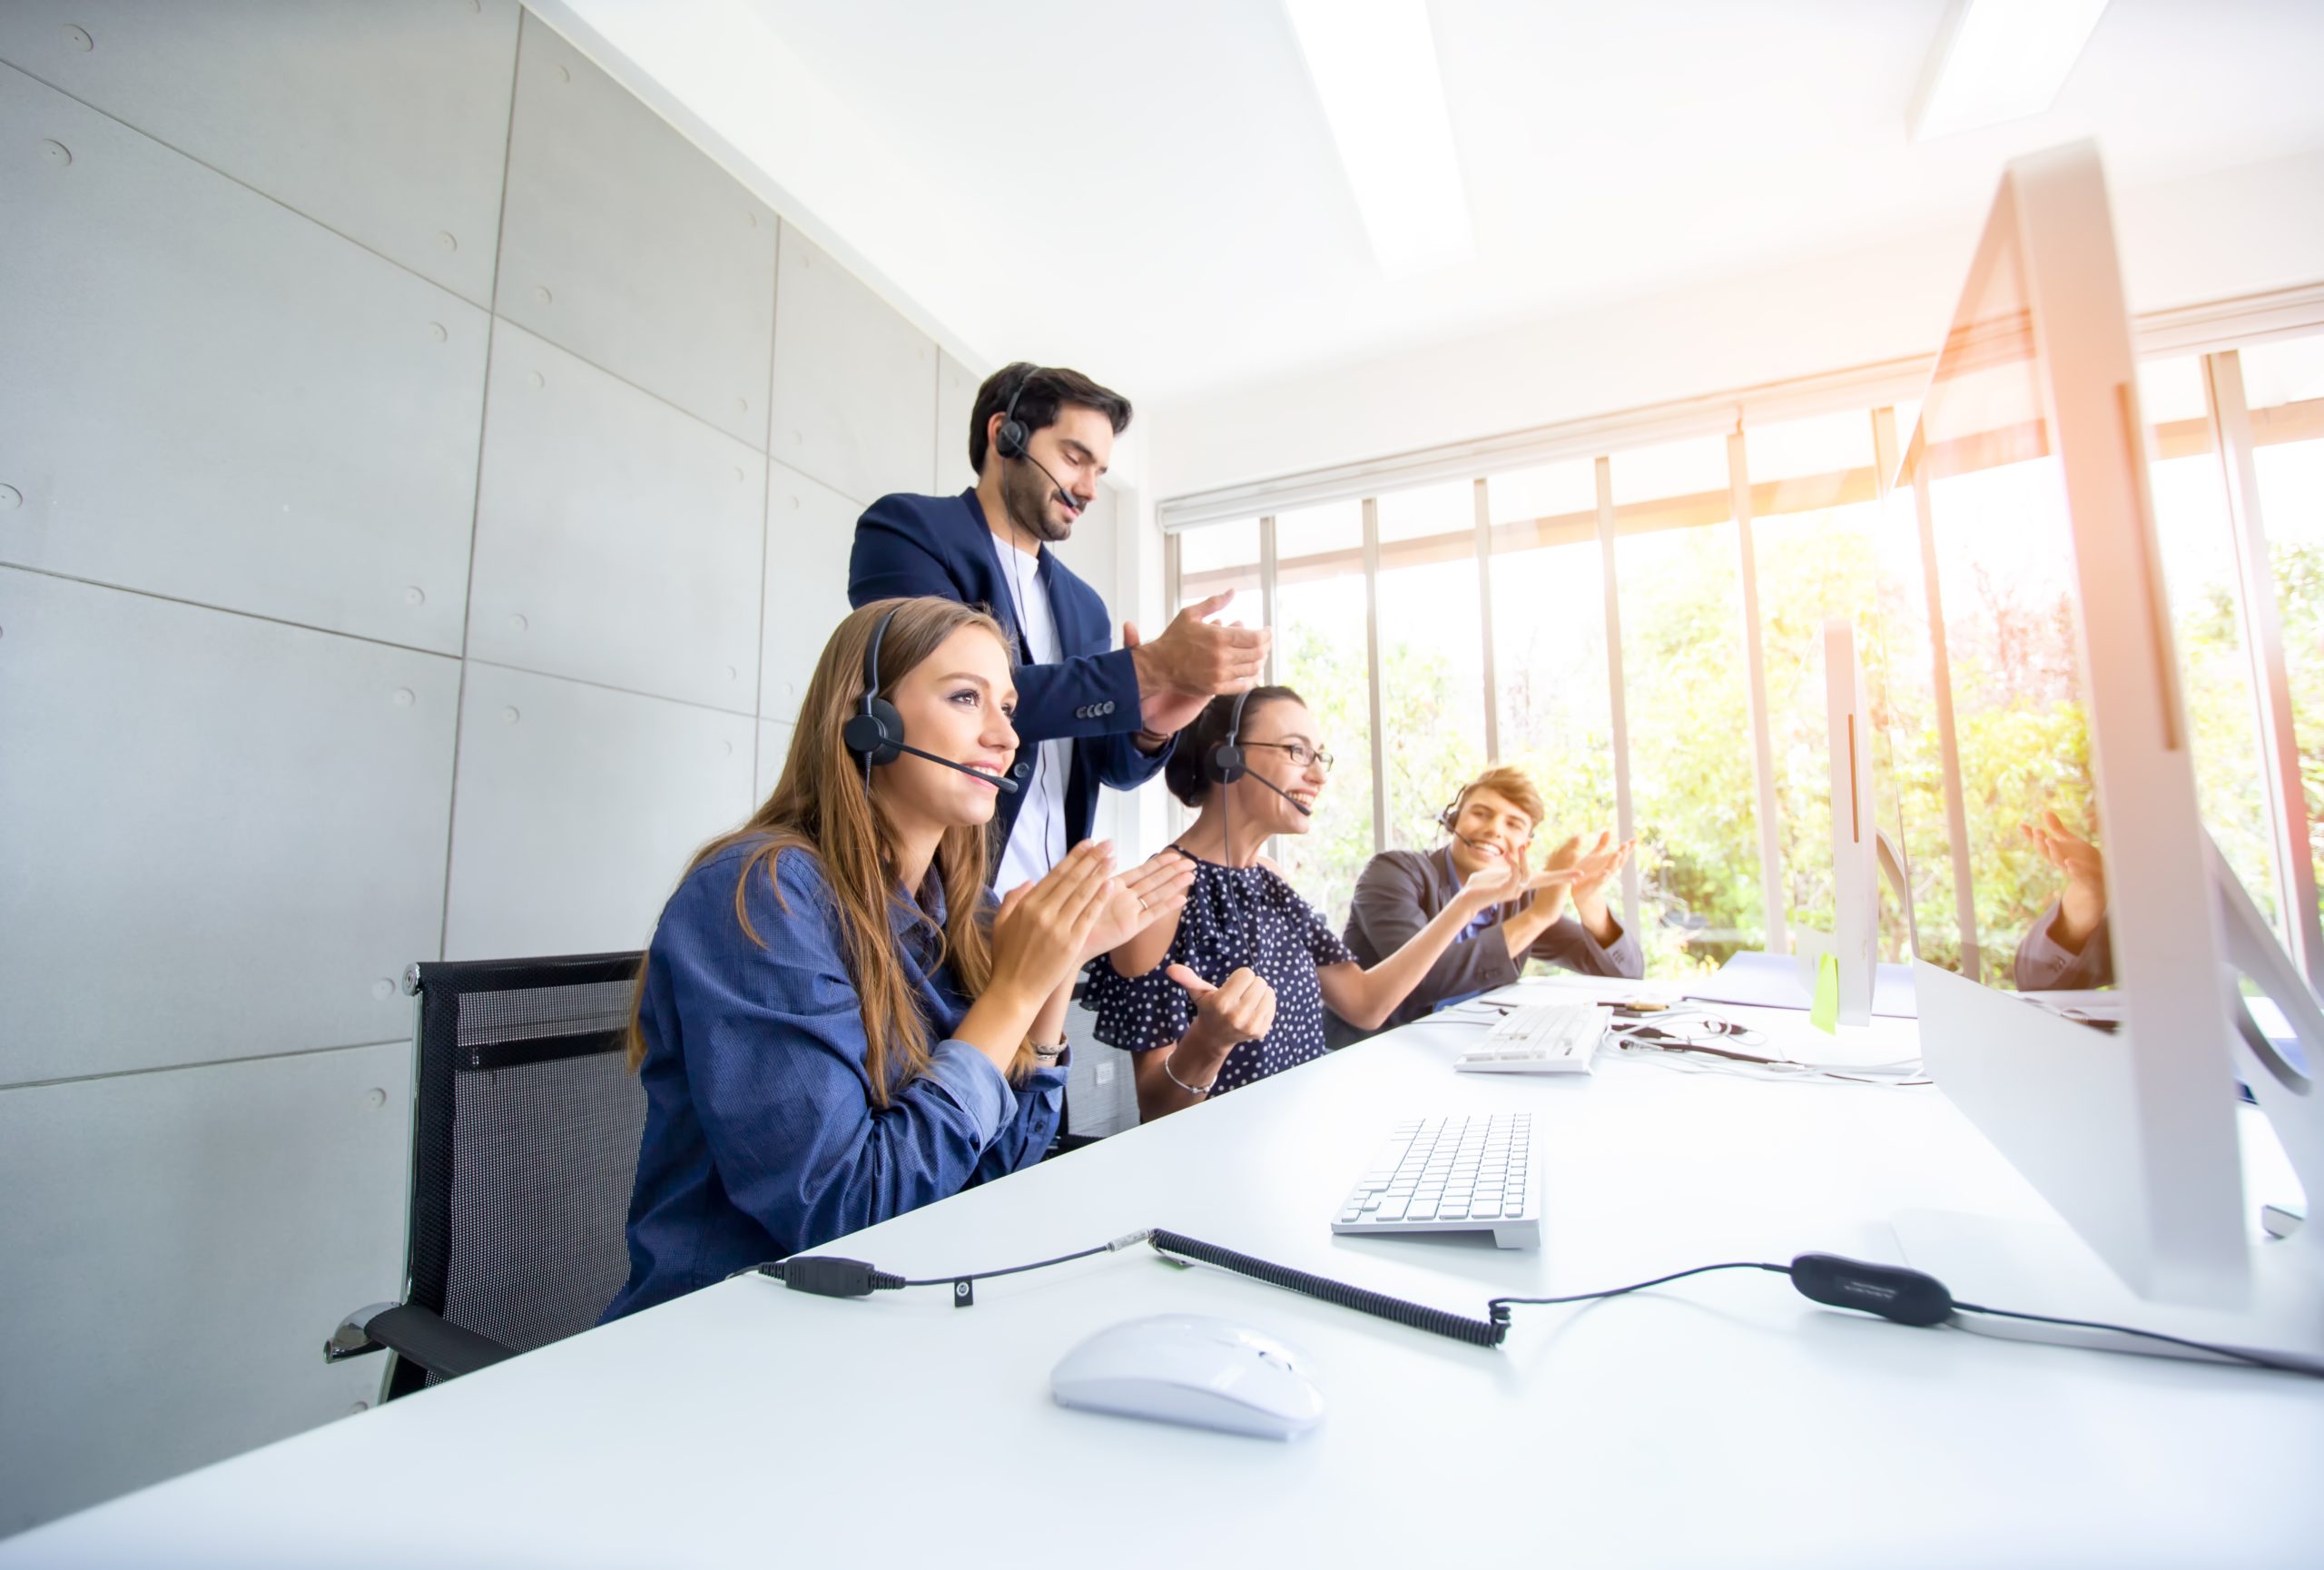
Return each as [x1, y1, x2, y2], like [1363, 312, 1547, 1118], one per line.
[1049, 1313, 1324, 1440]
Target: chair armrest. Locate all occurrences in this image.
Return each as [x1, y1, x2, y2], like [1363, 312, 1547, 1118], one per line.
[326, 1302, 518, 1382]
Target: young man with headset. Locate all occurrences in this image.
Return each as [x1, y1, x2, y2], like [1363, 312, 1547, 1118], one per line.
[850, 362, 1267, 890]
[1328, 765, 1641, 1045]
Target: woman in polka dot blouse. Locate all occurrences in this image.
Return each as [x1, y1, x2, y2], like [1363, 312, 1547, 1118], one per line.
[1083, 686, 1526, 1121]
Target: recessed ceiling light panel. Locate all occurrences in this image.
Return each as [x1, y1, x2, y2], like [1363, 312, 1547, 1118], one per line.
[1909, 0, 2112, 143]
[1284, 0, 1475, 277]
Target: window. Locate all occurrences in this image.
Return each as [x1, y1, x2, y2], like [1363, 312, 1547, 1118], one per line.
[1173, 517, 1260, 617]
[1374, 479, 1487, 852]
[1486, 459, 1616, 837]
[2140, 356, 2281, 938]
[1925, 448, 2093, 988]
[1271, 499, 1373, 924]
[1745, 410, 1890, 954]
[1612, 433, 1763, 974]
[1865, 442, 1962, 971]
[2244, 332, 2324, 923]
[1158, 309, 2324, 988]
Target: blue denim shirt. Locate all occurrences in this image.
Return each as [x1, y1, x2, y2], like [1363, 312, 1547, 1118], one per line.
[602, 839, 1066, 1320]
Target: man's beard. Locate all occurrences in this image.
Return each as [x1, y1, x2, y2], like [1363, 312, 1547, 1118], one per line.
[1000, 459, 1074, 545]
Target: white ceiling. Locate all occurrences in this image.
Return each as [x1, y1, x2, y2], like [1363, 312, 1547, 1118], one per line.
[563, 0, 2324, 404]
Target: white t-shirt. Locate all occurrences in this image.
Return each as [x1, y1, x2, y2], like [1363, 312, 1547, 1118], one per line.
[989, 535, 1075, 894]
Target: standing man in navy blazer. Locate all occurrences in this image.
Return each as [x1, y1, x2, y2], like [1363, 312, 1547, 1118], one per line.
[851, 362, 1268, 889]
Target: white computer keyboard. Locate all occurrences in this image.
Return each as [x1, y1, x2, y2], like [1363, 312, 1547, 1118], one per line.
[1453, 1001, 1608, 1075]
[1330, 1112, 1539, 1249]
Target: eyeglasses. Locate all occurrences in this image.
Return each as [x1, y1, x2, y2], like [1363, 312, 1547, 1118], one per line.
[1245, 740, 1334, 775]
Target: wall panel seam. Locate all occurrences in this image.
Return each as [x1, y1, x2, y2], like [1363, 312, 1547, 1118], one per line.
[0, 565, 466, 662]
[752, 219, 783, 746]
[461, 656, 763, 719]
[0, 1038, 411, 1096]
[438, 23, 530, 962]
[0, 58, 497, 313]
[496, 315, 776, 458]
[5, 52, 782, 460]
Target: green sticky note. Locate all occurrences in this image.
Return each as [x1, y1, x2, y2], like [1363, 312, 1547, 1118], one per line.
[1810, 951, 1840, 1034]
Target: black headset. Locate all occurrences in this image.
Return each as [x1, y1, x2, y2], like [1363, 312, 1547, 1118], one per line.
[842, 607, 906, 777]
[1440, 782, 1536, 851]
[1202, 688, 1252, 786]
[1197, 688, 1313, 830]
[841, 608, 1021, 797]
[992, 369, 1039, 462]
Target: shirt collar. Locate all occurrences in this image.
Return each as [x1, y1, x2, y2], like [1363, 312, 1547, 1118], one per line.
[888, 872, 948, 942]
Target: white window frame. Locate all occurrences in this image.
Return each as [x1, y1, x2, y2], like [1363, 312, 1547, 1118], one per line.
[1159, 285, 2324, 969]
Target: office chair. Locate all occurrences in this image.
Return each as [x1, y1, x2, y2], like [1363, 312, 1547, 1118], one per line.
[326, 952, 647, 1397]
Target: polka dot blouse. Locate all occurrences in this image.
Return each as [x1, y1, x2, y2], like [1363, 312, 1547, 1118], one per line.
[1081, 845, 1354, 1095]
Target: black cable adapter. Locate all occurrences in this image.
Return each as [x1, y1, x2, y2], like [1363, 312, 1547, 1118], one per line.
[757, 1256, 907, 1298]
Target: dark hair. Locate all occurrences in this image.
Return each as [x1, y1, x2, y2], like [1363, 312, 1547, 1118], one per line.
[1163, 686, 1305, 807]
[967, 361, 1133, 477]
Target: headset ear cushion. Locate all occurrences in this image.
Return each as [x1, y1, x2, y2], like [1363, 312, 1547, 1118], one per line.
[1206, 743, 1246, 785]
[996, 418, 1029, 459]
[843, 700, 904, 766]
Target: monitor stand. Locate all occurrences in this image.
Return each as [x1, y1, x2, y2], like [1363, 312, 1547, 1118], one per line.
[1891, 1202, 2323, 1373]
[1894, 834, 2324, 1373]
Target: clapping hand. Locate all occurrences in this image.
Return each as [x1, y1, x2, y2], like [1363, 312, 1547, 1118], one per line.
[2023, 809, 2106, 945]
[1549, 829, 1633, 935]
[1458, 843, 1571, 912]
[1124, 591, 1273, 737]
[1562, 831, 1632, 901]
[1079, 850, 1197, 962]
[989, 842, 1119, 1005]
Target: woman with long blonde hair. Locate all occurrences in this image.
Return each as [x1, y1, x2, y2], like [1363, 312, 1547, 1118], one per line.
[604, 597, 1192, 1319]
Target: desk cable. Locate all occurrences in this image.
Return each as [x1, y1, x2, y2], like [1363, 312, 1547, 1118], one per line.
[1448, 998, 1932, 1088]
[739, 1230, 2319, 1377]
[1608, 1026, 1932, 1087]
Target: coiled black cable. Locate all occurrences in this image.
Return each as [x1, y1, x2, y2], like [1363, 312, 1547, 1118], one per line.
[751, 1231, 2321, 1376]
[1147, 1228, 1508, 1347]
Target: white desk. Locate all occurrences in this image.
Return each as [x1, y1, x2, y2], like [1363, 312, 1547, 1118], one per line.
[7, 983, 2320, 1567]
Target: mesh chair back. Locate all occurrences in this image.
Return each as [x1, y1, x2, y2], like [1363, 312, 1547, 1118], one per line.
[396, 953, 645, 1396]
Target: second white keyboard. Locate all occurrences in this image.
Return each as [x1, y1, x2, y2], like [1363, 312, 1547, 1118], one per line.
[1454, 1002, 1608, 1075]
[1331, 1112, 1539, 1249]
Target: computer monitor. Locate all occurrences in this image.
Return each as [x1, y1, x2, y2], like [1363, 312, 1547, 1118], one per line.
[1892, 141, 2323, 1366]
[1791, 618, 1884, 1026]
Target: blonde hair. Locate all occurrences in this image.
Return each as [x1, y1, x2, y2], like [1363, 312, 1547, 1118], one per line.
[1452, 765, 1547, 829]
[626, 597, 1014, 1104]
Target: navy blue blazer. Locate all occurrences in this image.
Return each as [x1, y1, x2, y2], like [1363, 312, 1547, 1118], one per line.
[849, 488, 1171, 850]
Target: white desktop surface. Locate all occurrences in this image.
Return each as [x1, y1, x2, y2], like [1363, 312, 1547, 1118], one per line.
[7, 982, 2319, 1568]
